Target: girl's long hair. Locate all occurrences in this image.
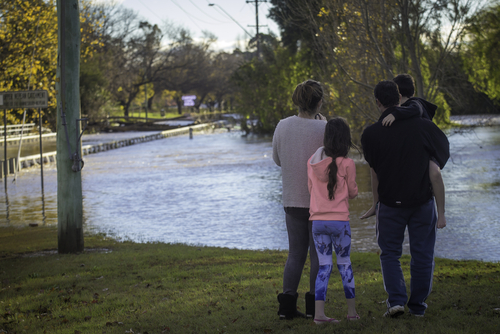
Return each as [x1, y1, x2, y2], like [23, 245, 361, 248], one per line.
[323, 117, 353, 200]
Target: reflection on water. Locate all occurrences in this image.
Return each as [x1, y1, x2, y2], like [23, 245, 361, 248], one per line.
[1, 126, 499, 262]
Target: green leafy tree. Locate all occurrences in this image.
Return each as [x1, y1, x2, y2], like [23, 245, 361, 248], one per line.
[268, 0, 484, 126]
[232, 39, 313, 133]
[156, 31, 216, 114]
[463, 2, 500, 108]
[0, 0, 58, 125]
[0, 0, 103, 127]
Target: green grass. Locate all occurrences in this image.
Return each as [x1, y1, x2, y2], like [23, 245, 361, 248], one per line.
[1, 226, 499, 333]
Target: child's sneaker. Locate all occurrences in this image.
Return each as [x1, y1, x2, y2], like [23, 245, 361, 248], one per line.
[383, 305, 405, 318]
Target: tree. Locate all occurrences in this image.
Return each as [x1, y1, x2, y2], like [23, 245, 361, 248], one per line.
[211, 52, 241, 111]
[232, 37, 312, 133]
[463, 2, 500, 109]
[0, 0, 103, 128]
[157, 31, 216, 114]
[106, 19, 163, 117]
[268, 0, 484, 126]
[0, 0, 58, 125]
[267, 0, 320, 54]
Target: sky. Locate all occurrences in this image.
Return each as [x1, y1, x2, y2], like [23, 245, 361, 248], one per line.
[110, 0, 280, 51]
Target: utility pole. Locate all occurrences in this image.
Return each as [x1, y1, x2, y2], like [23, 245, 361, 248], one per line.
[246, 0, 267, 58]
[56, 0, 84, 253]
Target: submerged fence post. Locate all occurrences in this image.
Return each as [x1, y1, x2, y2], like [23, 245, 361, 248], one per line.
[39, 109, 44, 195]
[3, 110, 7, 190]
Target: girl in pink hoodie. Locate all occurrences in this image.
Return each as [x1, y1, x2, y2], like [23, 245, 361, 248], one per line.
[307, 117, 359, 324]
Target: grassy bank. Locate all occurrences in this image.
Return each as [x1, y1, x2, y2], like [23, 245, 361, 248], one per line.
[1, 226, 499, 334]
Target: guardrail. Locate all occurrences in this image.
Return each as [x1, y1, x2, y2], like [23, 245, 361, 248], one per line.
[0, 123, 36, 137]
[0, 132, 56, 146]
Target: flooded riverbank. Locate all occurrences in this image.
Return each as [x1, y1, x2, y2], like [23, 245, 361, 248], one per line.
[1, 124, 499, 262]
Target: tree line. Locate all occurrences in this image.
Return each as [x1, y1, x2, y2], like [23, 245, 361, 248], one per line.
[1, 0, 499, 133]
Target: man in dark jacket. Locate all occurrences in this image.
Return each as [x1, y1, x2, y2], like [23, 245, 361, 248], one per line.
[361, 80, 450, 318]
[371, 74, 447, 230]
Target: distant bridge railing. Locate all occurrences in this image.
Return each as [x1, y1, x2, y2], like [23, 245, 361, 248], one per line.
[1, 121, 227, 178]
[0, 123, 36, 137]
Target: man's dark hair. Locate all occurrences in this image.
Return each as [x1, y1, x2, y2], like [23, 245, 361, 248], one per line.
[374, 80, 400, 108]
[393, 74, 415, 98]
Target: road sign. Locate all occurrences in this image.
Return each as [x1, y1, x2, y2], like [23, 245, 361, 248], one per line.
[182, 95, 196, 107]
[0, 90, 48, 109]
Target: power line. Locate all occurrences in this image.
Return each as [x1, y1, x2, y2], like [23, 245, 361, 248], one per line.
[207, 3, 253, 39]
[170, 0, 204, 30]
[187, 0, 230, 23]
[171, 0, 222, 26]
[136, 0, 164, 22]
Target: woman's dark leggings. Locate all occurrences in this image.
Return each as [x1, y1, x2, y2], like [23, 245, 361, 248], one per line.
[282, 207, 319, 295]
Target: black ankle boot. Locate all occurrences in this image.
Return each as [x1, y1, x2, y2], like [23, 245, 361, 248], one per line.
[305, 292, 315, 319]
[277, 293, 306, 320]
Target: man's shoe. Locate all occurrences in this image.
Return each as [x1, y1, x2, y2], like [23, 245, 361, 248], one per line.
[410, 312, 424, 318]
[383, 305, 405, 318]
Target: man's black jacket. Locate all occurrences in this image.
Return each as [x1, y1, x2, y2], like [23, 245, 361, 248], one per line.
[361, 100, 450, 208]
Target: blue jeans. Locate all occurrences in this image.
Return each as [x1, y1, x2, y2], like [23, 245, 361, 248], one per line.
[312, 220, 355, 301]
[376, 199, 437, 315]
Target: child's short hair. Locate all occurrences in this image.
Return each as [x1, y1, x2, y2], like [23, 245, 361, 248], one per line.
[374, 80, 400, 108]
[393, 74, 415, 98]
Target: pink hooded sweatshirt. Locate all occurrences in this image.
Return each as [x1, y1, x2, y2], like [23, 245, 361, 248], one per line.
[307, 147, 358, 221]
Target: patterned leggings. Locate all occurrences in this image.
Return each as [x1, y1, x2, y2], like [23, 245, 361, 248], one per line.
[312, 220, 355, 301]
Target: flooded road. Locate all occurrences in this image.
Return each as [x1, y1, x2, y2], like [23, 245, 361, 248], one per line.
[1, 126, 499, 262]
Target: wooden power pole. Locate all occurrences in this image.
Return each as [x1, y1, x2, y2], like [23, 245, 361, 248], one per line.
[246, 0, 267, 58]
[56, 0, 84, 253]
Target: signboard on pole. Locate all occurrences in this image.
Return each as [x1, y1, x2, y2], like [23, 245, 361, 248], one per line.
[0, 90, 48, 109]
[182, 95, 196, 107]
